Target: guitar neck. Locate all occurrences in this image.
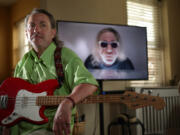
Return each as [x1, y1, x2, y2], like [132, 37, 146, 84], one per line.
[36, 94, 125, 106]
[36, 91, 165, 110]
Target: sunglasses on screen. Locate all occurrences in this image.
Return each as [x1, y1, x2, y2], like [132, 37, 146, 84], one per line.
[98, 41, 119, 48]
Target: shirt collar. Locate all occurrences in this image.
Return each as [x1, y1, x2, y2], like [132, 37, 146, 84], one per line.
[30, 42, 56, 66]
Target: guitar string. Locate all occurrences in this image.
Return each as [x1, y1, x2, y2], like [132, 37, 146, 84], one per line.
[0, 94, 162, 110]
[4, 95, 155, 106]
[0, 99, 159, 110]
[6, 95, 152, 101]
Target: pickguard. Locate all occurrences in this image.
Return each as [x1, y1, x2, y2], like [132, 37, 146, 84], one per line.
[2, 89, 47, 125]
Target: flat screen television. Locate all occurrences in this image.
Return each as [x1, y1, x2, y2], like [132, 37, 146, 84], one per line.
[57, 20, 148, 81]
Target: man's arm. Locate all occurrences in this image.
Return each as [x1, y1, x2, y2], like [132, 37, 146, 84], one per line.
[53, 83, 98, 135]
[68, 83, 98, 104]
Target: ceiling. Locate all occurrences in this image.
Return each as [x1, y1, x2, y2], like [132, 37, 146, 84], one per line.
[0, 0, 16, 6]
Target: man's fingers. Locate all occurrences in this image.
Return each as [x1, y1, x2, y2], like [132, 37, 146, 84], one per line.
[53, 119, 71, 135]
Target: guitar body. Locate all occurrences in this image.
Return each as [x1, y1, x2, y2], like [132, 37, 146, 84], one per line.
[0, 77, 59, 127]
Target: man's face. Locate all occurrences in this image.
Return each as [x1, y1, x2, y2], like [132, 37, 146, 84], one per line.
[26, 13, 56, 52]
[98, 32, 119, 66]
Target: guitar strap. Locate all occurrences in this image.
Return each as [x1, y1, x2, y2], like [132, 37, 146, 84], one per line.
[54, 46, 79, 129]
[54, 46, 64, 87]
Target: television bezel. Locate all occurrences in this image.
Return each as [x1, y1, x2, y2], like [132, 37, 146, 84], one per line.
[56, 20, 149, 81]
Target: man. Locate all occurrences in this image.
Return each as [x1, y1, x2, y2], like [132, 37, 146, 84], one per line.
[3, 8, 98, 135]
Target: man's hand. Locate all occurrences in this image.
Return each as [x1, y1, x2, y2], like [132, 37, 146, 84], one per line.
[53, 83, 97, 135]
[53, 98, 73, 135]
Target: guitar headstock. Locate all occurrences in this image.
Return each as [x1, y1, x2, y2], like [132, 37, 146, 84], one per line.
[122, 91, 166, 110]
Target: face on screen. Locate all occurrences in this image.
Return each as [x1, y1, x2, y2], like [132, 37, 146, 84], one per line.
[97, 31, 120, 66]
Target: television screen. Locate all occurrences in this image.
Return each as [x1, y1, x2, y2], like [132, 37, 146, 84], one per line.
[57, 21, 148, 80]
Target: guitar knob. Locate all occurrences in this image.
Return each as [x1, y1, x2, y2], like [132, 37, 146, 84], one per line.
[148, 90, 153, 95]
[8, 117, 12, 120]
[12, 112, 17, 116]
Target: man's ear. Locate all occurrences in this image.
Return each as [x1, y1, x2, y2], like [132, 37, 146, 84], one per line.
[52, 29, 56, 38]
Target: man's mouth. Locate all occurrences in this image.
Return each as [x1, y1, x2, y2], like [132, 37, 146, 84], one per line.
[32, 33, 42, 39]
[105, 55, 113, 60]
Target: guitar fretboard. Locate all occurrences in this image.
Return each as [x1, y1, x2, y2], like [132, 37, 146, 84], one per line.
[36, 94, 126, 105]
[36, 91, 165, 110]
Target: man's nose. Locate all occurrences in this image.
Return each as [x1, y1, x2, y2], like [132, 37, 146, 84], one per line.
[106, 44, 113, 52]
[34, 25, 40, 32]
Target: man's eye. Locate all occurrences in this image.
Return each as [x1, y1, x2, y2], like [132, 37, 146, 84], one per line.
[40, 23, 46, 27]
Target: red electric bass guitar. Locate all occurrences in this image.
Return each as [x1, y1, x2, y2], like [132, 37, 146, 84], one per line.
[0, 78, 165, 127]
